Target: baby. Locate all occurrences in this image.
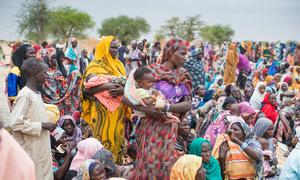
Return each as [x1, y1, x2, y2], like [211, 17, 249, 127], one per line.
[84, 74, 126, 112]
[258, 138, 278, 177]
[125, 67, 179, 123]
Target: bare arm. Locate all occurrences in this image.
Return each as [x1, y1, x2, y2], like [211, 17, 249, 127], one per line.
[83, 83, 116, 96]
[141, 97, 156, 106]
[168, 96, 192, 113]
[235, 138, 261, 161]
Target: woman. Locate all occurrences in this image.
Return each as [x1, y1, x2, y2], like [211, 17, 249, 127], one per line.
[213, 120, 262, 180]
[75, 159, 106, 180]
[252, 71, 262, 88]
[7, 44, 36, 103]
[69, 138, 103, 173]
[170, 154, 206, 180]
[261, 93, 278, 124]
[58, 115, 82, 150]
[189, 138, 222, 180]
[128, 38, 192, 179]
[223, 43, 239, 85]
[81, 36, 128, 164]
[250, 82, 266, 110]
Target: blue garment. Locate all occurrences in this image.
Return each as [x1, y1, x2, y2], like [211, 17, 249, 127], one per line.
[268, 60, 280, 76]
[7, 66, 20, 98]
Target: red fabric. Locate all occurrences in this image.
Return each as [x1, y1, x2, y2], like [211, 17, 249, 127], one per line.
[262, 68, 269, 77]
[33, 45, 41, 54]
[283, 75, 292, 84]
[261, 93, 278, 124]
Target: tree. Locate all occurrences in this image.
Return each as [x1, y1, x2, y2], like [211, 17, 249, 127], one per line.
[98, 16, 150, 42]
[160, 15, 203, 42]
[153, 30, 166, 42]
[48, 6, 95, 42]
[16, 0, 50, 43]
[200, 24, 234, 45]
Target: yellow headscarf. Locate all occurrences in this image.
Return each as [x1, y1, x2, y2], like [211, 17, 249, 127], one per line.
[84, 36, 126, 78]
[264, 75, 274, 85]
[170, 155, 202, 180]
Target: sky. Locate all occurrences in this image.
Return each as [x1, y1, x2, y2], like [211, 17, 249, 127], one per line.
[0, 0, 299, 42]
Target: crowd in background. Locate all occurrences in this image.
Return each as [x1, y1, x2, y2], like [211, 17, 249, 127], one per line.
[1, 36, 300, 180]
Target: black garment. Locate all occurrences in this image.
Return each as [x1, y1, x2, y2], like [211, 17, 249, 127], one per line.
[118, 46, 127, 65]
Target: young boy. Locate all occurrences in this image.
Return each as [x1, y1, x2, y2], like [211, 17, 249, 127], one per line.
[9, 58, 56, 180]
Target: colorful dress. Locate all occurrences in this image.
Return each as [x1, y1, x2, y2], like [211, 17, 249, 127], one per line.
[132, 64, 192, 179]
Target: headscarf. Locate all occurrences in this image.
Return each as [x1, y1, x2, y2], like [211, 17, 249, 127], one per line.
[76, 159, 103, 180]
[283, 75, 292, 84]
[70, 138, 104, 171]
[252, 118, 273, 138]
[229, 119, 253, 141]
[189, 138, 222, 180]
[58, 115, 82, 148]
[249, 82, 266, 110]
[261, 93, 278, 124]
[50, 127, 65, 141]
[170, 154, 202, 180]
[264, 75, 274, 85]
[161, 38, 189, 64]
[239, 102, 256, 115]
[45, 104, 60, 124]
[92, 149, 117, 177]
[89, 36, 126, 77]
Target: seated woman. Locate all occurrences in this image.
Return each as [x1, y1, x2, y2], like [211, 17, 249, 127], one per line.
[212, 120, 262, 180]
[261, 93, 278, 124]
[58, 115, 82, 150]
[75, 159, 106, 180]
[67, 138, 103, 179]
[50, 127, 72, 180]
[170, 154, 206, 180]
[250, 82, 266, 110]
[189, 138, 222, 180]
[175, 116, 196, 155]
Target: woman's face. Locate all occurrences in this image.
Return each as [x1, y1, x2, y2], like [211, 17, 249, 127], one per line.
[170, 47, 187, 68]
[244, 88, 253, 98]
[195, 165, 206, 180]
[26, 47, 36, 59]
[197, 86, 206, 97]
[264, 124, 274, 139]
[201, 142, 211, 163]
[230, 123, 245, 142]
[258, 85, 266, 94]
[109, 40, 118, 58]
[232, 87, 242, 99]
[281, 84, 288, 92]
[90, 164, 106, 180]
[62, 119, 75, 136]
[269, 94, 277, 105]
[178, 118, 190, 136]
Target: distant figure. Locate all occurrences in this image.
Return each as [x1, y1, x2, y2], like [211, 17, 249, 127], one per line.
[118, 40, 129, 65]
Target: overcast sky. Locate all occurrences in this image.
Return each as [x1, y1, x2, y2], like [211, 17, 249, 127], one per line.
[0, 0, 299, 41]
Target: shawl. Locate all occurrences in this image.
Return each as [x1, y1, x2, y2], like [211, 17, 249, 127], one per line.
[189, 138, 222, 180]
[170, 155, 202, 180]
[84, 76, 122, 112]
[184, 55, 206, 90]
[58, 115, 82, 148]
[261, 93, 278, 124]
[70, 138, 103, 171]
[250, 82, 266, 110]
[264, 75, 274, 86]
[252, 118, 273, 138]
[237, 54, 251, 72]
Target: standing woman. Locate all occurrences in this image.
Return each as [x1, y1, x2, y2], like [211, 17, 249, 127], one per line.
[250, 82, 266, 110]
[223, 43, 239, 85]
[129, 38, 192, 179]
[81, 36, 127, 164]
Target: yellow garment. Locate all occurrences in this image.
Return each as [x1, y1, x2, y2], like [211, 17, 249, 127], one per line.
[247, 41, 252, 55]
[170, 155, 202, 180]
[264, 75, 274, 85]
[44, 104, 60, 124]
[292, 66, 300, 91]
[81, 36, 127, 164]
[223, 43, 239, 85]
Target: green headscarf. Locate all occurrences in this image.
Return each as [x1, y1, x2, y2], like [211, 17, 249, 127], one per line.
[189, 138, 222, 180]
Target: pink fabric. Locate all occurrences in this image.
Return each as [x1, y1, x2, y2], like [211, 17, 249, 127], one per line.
[70, 138, 103, 171]
[0, 129, 36, 180]
[84, 76, 122, 112]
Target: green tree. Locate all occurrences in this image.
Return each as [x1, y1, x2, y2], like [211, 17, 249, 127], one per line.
[160, 15, 203, 41]
[16, 0, 50, 43]
[153, 30, 166, 42]
[98, 16, 150, 42]
[48, 6, 95, 42]
[200, 24, 234, 45]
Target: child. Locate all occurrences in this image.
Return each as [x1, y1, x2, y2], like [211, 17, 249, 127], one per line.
[9, 58, 56, 180]
[258, 138, 279, 178]
[84, 73, 126, 112]
[125, 67, 179, 123]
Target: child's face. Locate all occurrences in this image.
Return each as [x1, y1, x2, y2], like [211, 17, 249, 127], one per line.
[269, 94, 277, 106]
[90, 164, 106, 180]
[281, 84, 288, 92]
[36, 64, 47, 85]
[217, 79, 223, 86]
[258, 85, 266, 94]
[197, 86, 206, 97]
[137, 73, 154, 90]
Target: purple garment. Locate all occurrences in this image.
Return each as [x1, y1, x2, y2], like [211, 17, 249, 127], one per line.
[237, 54, 251, 72]
[154, 80, 190, 103]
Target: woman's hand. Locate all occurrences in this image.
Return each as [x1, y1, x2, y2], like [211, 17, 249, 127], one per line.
[219, 141, 229, 159]
[140, 106, 165, 119]
[109, 84, 124, 97]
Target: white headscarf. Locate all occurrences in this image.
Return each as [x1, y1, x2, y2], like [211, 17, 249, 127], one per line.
[249, 81, 266, 110]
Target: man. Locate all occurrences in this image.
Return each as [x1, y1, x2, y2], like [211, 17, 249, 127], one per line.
[118, 40, 129, 65]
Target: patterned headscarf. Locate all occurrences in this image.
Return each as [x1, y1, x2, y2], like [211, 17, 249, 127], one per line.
[76, 159, 104, 180]
[161, 38, 189, 64]
[229, 119, 253, 140]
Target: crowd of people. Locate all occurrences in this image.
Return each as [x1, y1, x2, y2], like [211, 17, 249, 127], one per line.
[1, 36, 300, 180]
